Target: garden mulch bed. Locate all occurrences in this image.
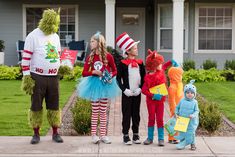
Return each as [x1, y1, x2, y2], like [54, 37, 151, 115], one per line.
[58, 92, 235, 137]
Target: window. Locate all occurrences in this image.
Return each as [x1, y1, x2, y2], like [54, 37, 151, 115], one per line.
[158, 4, 188, 51]
[24, 5, 78, 47]
[197, 7, 232, 50]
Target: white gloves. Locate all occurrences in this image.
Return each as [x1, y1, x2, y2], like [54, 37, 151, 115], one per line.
[124, 88, 141, 97]
[133, 88, 141, 96]
[124, 89, 133, 97]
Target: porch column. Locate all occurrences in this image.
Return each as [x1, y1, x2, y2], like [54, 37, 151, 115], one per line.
[172, 0, 184, 65]
[105, 0, 116, 48]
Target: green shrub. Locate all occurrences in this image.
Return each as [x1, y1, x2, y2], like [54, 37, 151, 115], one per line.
[183, 59, 195, 71]
[183, 68, 226, 83]
[0, 65, 22, 80]
[203, 60, 217, 70]
[224, 60, 235, 70]
[197, 95, 222, 133]
[63, 66, 83, 81]
[58, 65, 72, 80]
[71, 98, 91, 135]
[221, 70, 235, 81]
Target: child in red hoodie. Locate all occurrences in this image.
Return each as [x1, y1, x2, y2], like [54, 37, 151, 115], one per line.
[142, 49, 178, 146]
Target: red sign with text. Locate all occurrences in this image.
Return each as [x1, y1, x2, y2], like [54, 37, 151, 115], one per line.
[60, 49, 78, 68]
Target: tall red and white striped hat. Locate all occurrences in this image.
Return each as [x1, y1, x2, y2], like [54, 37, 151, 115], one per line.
[116, 32, 140, 54]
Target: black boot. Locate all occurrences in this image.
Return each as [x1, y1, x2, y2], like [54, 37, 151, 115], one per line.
[52, 133, 64, 143]
[30, 134, 40, 144]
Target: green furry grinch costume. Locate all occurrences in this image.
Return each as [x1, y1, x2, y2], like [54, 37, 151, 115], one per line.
[21, 8, 63, 144]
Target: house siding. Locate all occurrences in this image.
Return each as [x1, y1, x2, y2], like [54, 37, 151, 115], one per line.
[155, 0, 235, 69]
[0, 0, 105, 65]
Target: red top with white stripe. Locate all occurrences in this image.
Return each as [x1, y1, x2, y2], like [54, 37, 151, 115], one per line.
[82, 53, 117, 77]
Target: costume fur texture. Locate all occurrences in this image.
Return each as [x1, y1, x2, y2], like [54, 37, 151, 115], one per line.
[47, 109, 61, 127]
[38, 8, 60, 35]
[28, 110, 43, 128]
[21, 75, 35, 95]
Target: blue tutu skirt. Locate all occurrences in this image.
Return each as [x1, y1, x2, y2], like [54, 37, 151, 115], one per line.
[77, 76, 121, 101]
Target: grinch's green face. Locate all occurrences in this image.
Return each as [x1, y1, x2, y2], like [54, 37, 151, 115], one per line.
[38, 8, 60, 35]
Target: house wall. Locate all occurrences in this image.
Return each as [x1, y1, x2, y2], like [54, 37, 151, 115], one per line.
[155, 0, 235, 69]
[189, 0, 235, 69]
[116, 0, 155, 58]
[0, 0, 105, 65]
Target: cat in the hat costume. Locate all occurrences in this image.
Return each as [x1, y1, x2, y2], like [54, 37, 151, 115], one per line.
[142, 49, 179, 146]
[116, 32, 146, 145]
[77, 32, 120, 144]
[21, 8, 63, 144]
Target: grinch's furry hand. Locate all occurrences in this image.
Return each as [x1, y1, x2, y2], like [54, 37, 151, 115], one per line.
[21, 75, 35, 95]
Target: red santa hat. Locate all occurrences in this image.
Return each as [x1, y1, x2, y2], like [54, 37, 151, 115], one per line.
[145, 49, 164, 72]
[116, 32, 140, 55]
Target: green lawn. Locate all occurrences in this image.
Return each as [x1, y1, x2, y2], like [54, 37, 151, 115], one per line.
[195, 82, 235, 123]
[0, 80, 76, 136]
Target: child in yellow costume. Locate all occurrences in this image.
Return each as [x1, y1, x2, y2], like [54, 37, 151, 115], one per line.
[21, 8, 63, 144]
[167, 67, 184, 144]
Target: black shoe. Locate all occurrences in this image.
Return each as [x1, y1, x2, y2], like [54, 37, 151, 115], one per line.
[30, 134, 40, 144]
[169, 140, 179, 144]
[123, 135, 132, 145]
[52, 134, 64, 143]
[191, 144, 196, 151]
[133, 134, 141, 144]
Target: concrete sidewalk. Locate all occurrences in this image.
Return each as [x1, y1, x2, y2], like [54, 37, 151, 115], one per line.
[0, 136, 234, 157]
[0, 95, 234, 157]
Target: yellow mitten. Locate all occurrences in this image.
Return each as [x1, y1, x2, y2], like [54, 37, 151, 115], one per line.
[21, 75, 35, 95]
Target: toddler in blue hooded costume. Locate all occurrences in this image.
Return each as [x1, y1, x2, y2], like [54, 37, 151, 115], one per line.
[174, 80, 199, 150]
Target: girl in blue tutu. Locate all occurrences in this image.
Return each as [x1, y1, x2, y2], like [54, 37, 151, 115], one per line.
[77, 32, 120, 144]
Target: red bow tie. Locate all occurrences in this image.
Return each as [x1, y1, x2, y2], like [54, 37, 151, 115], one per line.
[121, 59, 143, 68]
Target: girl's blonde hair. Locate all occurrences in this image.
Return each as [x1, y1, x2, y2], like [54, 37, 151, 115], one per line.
[88, 32, 108, 66]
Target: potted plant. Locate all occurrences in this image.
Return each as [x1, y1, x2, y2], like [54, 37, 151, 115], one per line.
[0, 40, 5, 65]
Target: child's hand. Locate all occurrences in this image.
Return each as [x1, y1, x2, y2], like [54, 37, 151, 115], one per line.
[171, 59, 179, 67]
[133, 88, 141, 96]
[124, 89, 134, 97]
[152, 94, 163, 100]
[92, 70, 102, 76]
[189, 114, 193, 119]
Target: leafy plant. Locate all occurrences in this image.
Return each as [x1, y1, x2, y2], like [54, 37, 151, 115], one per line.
[0, 65, 22, 80]
[221, 70, 235, 81]
[224, 60, 235, 70]
[0, 40, 5, 52]
[62, 66, 83, 81]
[183, 59, 195, 71]
[183, 68, 225, 83]
[58, 65, 72, 80]
[202, 60, 217, 70]
[197, 95, 222, 133]
[71, 98, 91, 135]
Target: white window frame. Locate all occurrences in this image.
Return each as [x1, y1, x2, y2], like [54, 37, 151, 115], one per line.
[156, 3, 189, 53]
[195, 3, 235, 53]
[22, 4, 79, 43]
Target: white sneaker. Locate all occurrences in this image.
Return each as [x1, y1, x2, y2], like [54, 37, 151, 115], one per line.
[92, 135, 100, 144]
[101, 136, 112, 144]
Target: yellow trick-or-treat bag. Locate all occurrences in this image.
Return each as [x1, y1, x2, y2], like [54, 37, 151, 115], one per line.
[174, 116, 190, 132]
[149, 83, 168, 96]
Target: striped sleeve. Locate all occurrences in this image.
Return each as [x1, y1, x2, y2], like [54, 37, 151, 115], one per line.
[21, 34, 33, 76]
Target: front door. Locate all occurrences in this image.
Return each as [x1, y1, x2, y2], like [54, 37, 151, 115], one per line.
[116, 7, 145, 60]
